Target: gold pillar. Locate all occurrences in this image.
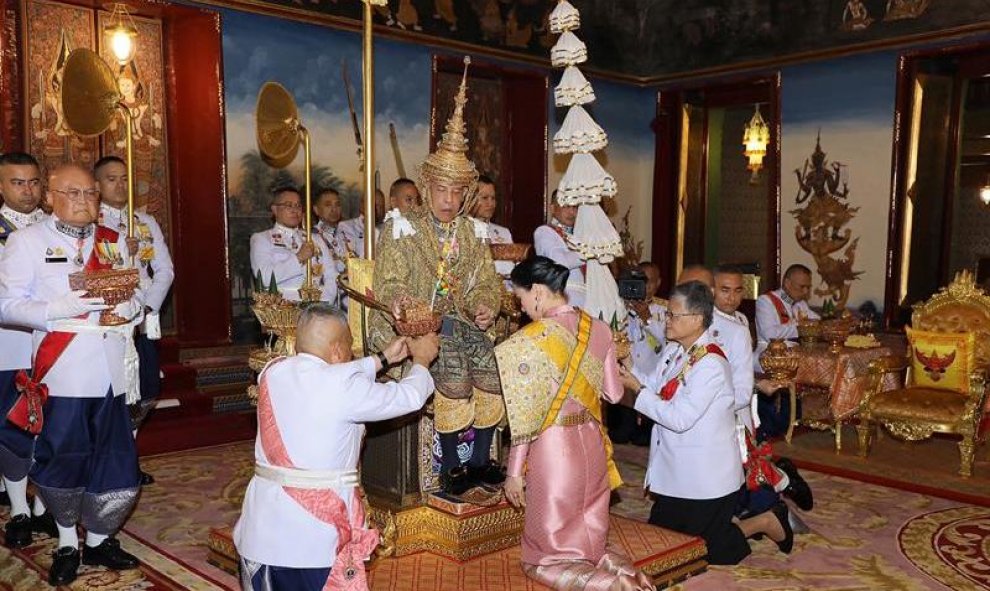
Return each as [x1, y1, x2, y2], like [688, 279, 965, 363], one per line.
[362, 0, 376, 259]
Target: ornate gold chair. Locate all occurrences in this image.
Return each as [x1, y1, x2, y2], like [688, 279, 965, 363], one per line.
[857, 271, 990, 477]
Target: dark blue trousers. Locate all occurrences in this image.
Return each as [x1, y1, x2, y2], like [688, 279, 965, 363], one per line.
[243, 560, 331, 591]
[30, 389, 139, 533]
[756, 389, 801, 441]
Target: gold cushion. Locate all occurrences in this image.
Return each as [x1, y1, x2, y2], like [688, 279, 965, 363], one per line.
[870, 387, 968, 424]
[905, 328, 976, 394]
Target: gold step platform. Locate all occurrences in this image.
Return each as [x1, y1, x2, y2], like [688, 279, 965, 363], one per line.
[208, 500, 707, 590]
[368, 494, 526, 561]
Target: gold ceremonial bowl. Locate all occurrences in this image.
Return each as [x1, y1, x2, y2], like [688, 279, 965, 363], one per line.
[489, 243, 531, 262]
[760, 338, 800, 381]
[820, 319, 853, 355]
[68, 267, 140, 326]
[797, 320, 821, 346]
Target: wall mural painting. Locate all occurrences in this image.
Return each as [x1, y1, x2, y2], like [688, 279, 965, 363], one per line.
[24, 0, 98, 176]
[238, 0, 983, 77]
[97, 12, 172, 242]
[23, 0, 172, 247]
[790, 132, 863, 311]
[222, 9, 433, 342]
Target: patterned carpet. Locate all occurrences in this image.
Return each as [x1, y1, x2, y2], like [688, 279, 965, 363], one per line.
[3, 439, 989, 590]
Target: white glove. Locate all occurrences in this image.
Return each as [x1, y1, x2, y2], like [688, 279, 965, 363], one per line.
[114, 299, 142, 322]
[46, 290, 108, 320]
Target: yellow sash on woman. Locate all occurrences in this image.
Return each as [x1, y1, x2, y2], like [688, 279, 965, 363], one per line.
[497, 311, 622, 490]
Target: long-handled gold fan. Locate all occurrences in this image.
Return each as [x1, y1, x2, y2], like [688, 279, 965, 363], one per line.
[255, 82, 319, 301]
[61, 48, 137, 239]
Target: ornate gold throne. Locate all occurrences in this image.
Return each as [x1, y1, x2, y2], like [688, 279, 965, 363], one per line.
[857, 271, 990, 477]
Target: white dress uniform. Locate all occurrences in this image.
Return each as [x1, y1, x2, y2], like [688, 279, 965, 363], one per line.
[234, 354, 435, 569]
[0, 216, 142, 534]
[337, 215, 380, 259]
[635, 330, 743, 500]
[250, 223, 339, 303]
[628, 300, 666, 385]
[0, 218, 138, 398]
[0, 205, 47, 482]
[712, 308, 756, 430]
[99, 204, 174, 313]
[754, 289, 819, 371]
[533, 220, 585, 308]
[314, 220, 348, 275]
[0, 205, 47, 373]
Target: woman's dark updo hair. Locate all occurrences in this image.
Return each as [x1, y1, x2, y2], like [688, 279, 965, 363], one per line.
[510, 256, 570, 295]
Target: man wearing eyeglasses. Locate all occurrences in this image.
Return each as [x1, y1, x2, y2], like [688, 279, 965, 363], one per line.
[0, 163, 144, 585]
[95, 156, 174, 487]
[250, 187, 339, 303]
[0, 152, 59, 548]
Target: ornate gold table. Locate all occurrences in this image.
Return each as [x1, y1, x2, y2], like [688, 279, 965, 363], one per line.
[783, 342, 902, 450]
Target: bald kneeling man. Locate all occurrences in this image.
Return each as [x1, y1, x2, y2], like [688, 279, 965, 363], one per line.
[234, 303, 439, 590]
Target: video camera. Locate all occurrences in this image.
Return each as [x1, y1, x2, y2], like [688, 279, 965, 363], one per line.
[617, 268, 647, 301]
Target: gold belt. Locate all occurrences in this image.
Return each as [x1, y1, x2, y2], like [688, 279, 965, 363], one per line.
[554, 410, 593, 427]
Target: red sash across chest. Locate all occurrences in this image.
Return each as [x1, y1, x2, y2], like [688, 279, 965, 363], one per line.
[767, 291, 791, 325]
[9, 226, 119, 434]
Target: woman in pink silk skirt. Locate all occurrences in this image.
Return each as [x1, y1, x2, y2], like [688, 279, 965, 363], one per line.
[496, 257, 653, 591]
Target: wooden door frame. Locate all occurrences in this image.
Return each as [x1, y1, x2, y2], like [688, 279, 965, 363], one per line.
[883, 39, 990, 327]
[651, 73, 781, 294]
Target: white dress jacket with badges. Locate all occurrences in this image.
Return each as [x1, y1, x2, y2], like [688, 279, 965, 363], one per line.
[100, 204, 174, 312]
[234, 354, 435, 569]
[635, 330, 744, 500]
[249, 223, 339, 302]
[0, 219, 134, 398]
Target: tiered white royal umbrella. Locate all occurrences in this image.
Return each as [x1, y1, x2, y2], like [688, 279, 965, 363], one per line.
[549, 0, 626, 326]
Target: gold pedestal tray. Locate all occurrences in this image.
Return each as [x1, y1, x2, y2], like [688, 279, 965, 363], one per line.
[366, 495, 525, 561]
[68, 267, 139, 326]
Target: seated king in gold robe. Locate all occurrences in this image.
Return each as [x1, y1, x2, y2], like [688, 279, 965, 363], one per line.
[369, 58, 505, 496]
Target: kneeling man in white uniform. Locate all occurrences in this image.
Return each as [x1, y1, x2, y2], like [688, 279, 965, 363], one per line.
[234, 304, 439, 590]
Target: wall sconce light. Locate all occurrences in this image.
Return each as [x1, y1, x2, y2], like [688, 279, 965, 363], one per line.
[742, 104, 770, 184]
[980, 178, 990, 206]
[104, 3, 138, 66]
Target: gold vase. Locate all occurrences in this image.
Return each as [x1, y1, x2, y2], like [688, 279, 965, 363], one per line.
[759, 339, 800, 381]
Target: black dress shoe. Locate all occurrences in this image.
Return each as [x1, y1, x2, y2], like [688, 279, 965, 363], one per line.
[770, 502, 794, 554]
[31, 512, 58, 538]
[775, 458, 813, 511]
[4, 514, 33, 548]
[440, 467, 474, 496]
[49, 546, 80, 586]
[467, 461, 505, 486]
[82, 537, 139, 570]
[139, 470, 155, 486]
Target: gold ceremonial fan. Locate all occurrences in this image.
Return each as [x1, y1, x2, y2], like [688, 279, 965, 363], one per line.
[254, 81, 319, 299]
[255, 82, 304, 168]
[60, 48, 137, 240]
[61, 48, 121, 137]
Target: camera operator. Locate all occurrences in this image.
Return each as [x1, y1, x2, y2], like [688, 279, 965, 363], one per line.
[611, 262, 665, 446]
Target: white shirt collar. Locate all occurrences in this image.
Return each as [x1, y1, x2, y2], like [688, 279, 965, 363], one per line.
[0, 204, 45, 229]
[714, 307, 744, 325]
[273, 222, 302, 235]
